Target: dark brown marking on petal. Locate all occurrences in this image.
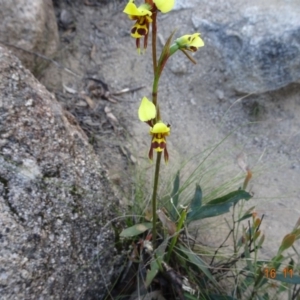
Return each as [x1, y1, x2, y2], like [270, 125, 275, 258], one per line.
[189, 46, 197, 52]
[146, 120, 153, 126]
[144, 34, 148, 49]
[164, 146, 169, 163]
[137, 28, 147, 36]
[131, 27, 137, 34]
[152, 141, 166, 149]
[152, 141, 159, 148]
[158, 142, 166, 149]
[148, 145, 154, 160]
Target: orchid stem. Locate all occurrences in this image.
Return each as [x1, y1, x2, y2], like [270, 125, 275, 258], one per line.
[152, 75, 161, 121]
[151, 10, 161, 248]
[152, 151, 162, 247]
[152, 11, 157, 75]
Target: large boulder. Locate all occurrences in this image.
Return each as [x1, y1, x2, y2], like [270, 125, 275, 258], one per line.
[192, 3, 300, 93]
[0, 46, 118, 299]
[0, 0, 59, 75]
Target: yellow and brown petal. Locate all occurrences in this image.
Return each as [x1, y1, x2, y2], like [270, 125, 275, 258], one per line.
[138, 97, 170, 163]
[131, 21, 148, 38]
[123, 0, 152, 17]
[148, 137, 169, 163]
[148, 122, 170, 163]
[175, 33, 204, 52]
[150, 122, 170, 135]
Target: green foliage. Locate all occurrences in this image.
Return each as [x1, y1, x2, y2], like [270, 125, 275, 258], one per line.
[145, 239, 167, 287]
[115, 168, 300, 299]
[166, 171, 252, 224]
[120, 222, 152, 237]
[179, 244, 219, 288]
[187, 189, 252, 223]
[169, 170, 180, 221]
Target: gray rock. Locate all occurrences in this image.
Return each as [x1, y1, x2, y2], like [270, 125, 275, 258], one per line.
[173, 0, 194, 10]
[170, 59, 188, 75]
[0, 46, 118, 299]
[193, 7, 300, 93]
[59, 9, 76, 31]
[215, 89, 224, 100]
[0, 0, 59, 75]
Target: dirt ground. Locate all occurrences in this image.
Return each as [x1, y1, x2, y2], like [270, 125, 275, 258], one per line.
[42, 0, 300, 259]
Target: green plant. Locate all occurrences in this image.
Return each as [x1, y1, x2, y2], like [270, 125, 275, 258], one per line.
[106, 1, 300, 299]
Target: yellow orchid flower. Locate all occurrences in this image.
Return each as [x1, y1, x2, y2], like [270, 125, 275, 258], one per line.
[154, 0, 175, 13]
[123, 1, 153, 52]
[175, 33, 205, 52]
[149, 121, 170, 163]
[138, 97, 170, 163]
[123, 0, 152, 17]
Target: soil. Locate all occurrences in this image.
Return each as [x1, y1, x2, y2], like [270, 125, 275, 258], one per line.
[41, 0, 300, 260]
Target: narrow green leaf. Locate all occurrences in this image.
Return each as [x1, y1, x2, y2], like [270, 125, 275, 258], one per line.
[157, 29, 176, 77]
[207, 190, 252, 205]
[187, 202, 231, 222]
[171, 171, 180, 206]
[236, 213, 253, 223]
[145, 260, 159, 288]
[120, 222, 152, 237]
[179, 245, 219, 288]
[155, 238, 168, 262]
[187, 190, 252, 223]
[191, 184, 202, 209]
[145, 239, 168, 288]
[271, 254, 284, 270]
[186, 184, 202, 221]
[170, 171, 180, 221]
[236, 206, 255, 222]
[244, 242, 254, 273]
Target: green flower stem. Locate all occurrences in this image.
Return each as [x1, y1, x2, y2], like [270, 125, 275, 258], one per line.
[169, 43, 180, 56]
[166, 209, 187, 262]
[150, 24, 179, 247]
[153, 40, 179, 121]
[152, 11, 157, 75]
[150, 11, 160, 248]
[152, 75, 160, 121]
[152, 151, 162, 247]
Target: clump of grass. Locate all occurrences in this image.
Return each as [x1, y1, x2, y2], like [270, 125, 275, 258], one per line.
[107, 157, 300, 299]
